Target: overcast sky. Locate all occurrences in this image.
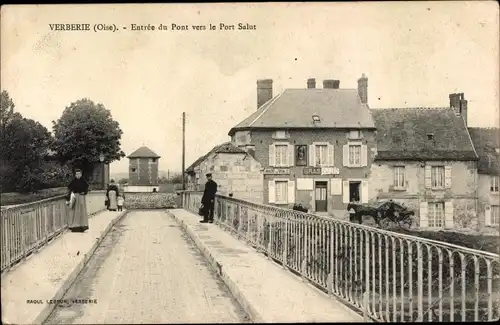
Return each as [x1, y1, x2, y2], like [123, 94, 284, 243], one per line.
[2, 2, 498, 174]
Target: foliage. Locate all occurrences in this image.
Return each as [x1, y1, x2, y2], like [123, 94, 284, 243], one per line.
[0, 90, 54, 193]
[51, 98, 125, 176]
[1, 187, 68, 206]
[118, 178, 128, 185]
[168, 174, 184, 184]
[33, 162, 74, 189]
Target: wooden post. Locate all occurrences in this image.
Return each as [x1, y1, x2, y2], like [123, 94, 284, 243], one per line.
[182, 112, 186, 191]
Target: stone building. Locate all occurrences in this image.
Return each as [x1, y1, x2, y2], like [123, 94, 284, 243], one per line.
[468, 127, 500, 234]
[185, 142, 263, 203]
[370, 93, 479, 230]
[228, 75, 376, 214]
[125, 146, 160, 192]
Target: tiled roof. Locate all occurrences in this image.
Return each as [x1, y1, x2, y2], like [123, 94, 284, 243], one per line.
[127, 146, 161, 158]
[468, 127, 500, 174]
[372, 107, 478, 161]
[228, 88, 375, 135]
[185, 142, 246, 173]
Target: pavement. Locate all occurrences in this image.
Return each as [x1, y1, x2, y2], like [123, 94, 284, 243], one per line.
[168, 208, 365, 323]
[45, 211, 249, 324]
[1, 210, 127, 325]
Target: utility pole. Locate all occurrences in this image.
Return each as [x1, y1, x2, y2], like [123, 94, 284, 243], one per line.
[182, 112, 186, 191]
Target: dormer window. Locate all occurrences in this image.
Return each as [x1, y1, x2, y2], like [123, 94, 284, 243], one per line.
[427, 133, 434, 141]
[312, 115, 320, 123]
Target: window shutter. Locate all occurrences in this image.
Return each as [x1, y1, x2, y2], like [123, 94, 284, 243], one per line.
[343, 144, 349, 167]
[485, 205, 492, 226]
[309, 143, 316, 167]
[444, 201, 454, 228]
[288, 144, 294, 167]
[287, 181, 295, 204]
[342, 181, 350, 203]
[361, 180, 369, 203]
[419, 201, 429, 228]
[361, 144, 368, 167]
[327, 144, 334, 167]
[269, 144, 276, 167]
[445, 166, 452, 188]
[425, 165, 432, 188]
[268, 181, 276, 203]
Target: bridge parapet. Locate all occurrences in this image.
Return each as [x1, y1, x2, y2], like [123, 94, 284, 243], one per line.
[123, 192, 179, 210]
[180, 190, 500, 323]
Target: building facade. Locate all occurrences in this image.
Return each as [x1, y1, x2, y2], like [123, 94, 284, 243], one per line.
[370, 93, 480, 231]
[125, 146, 160, 192]
[229, 75, 376, 214]
[468, 127, 500, 234]
[185, 142, 263, 203]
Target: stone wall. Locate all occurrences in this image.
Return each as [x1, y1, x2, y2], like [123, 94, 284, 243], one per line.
[193, 152, 263, 204]
[370, 160, 478, 231]
[124, 192, 179, 209]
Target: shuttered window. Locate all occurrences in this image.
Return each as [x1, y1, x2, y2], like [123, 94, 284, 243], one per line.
[275, 180, 288, 203]
[492, 206, 500, 225]
[428, 202, 445, 228]
[275, 145, 288, 166]
[315, 145, 328, 166]
[431, 166, 445, 188]
[393, 166, 405, 188]
[343, 143, 368, 167]
[349, 145, 361, 166]
[491, 177, 499, 193]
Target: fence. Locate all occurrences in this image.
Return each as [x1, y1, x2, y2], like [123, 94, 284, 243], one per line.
[1, 191, 106, 273]
[182, 191, 500, 323]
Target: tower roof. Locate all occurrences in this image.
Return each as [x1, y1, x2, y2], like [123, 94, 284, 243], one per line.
[127, 146, 161, 159]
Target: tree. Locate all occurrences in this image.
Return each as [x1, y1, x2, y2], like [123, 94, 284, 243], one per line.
[118, 178, 128, 185]
[0, 90, 54, 192]
[52, 98, 125, 176]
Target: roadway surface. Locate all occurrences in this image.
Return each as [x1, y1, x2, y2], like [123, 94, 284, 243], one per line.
[45, 211, 250, 324]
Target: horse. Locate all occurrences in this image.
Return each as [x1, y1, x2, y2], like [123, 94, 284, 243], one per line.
[347, 202, 385, 226]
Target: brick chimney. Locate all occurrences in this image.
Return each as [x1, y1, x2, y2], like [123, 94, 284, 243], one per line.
[450, 93, 468, 126]
[307, 78, 316, 89]
[357, 73, 368, 104]
[323, 79, 340, 89]
[257, 79, 273, 109]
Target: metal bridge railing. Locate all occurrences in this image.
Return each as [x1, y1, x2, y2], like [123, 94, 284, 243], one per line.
[182, 191, 500, 322]
[1, 191, 106, 273]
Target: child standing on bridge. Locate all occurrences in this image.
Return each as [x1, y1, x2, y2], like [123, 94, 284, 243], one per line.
[117, 195, 124, 212]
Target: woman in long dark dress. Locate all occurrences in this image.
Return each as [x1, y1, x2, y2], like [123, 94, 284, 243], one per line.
[106, 180, 120, 211]
[67, 169, 90, 232]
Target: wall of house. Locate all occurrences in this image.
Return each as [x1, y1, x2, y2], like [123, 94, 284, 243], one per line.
[238, 129, 377, 212]
[477, 173, 500, 235]
[129, 158, 159, 186]
[370, 160, 478, 230]
[192, 152, 263, 204]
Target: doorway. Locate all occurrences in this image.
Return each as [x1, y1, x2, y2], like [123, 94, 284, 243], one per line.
[349, 181, 361, 203]
[315, 181, 328, 212]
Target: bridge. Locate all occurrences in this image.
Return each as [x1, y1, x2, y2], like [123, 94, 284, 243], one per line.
[1, 191, 499, 324]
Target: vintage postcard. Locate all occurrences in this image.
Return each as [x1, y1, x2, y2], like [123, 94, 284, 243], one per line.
[1, 2, 499, 324]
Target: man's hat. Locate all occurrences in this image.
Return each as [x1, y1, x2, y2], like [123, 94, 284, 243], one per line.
[206, 173, 212, 177]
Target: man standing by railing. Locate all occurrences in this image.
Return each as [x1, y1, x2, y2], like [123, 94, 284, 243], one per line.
[200, 173, 217, 224]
